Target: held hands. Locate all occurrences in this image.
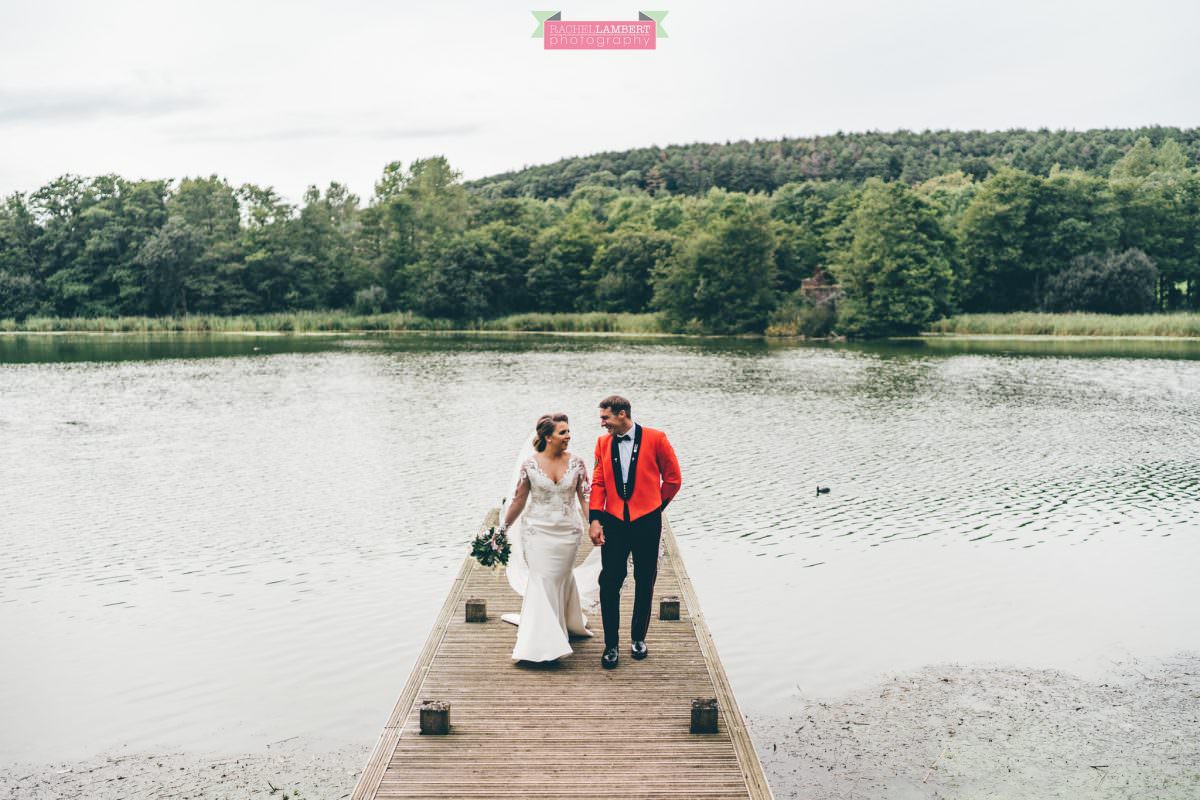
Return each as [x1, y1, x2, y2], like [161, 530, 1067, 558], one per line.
[588, 520, 605, 547]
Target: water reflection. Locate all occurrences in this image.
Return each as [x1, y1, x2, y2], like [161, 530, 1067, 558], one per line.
[5, 329, 1200, 363]
[882, 334, 1200, 360]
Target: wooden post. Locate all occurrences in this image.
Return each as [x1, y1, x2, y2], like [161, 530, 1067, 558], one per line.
[659, 596, 681, 621]
[419, 700, 450, 735]
[690, 698, 718, 734]
[465, 598, 487, 623]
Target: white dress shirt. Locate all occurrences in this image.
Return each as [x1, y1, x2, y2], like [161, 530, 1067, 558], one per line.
[614, 422, 637, 484]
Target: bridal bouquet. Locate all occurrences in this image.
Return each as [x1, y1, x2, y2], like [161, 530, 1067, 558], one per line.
[471, 526, 511, 569]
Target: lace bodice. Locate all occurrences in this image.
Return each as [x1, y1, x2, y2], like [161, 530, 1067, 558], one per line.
[515, 454, 590, 525]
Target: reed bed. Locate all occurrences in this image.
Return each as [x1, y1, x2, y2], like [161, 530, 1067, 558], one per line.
[926, 312, 1200, 338]
[480, 312, 665, 334]
[0, 312, 451, 333]
[0, 311, 666, 335]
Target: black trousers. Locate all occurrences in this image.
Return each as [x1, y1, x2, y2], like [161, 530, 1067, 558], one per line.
[598, 510, 662, 649]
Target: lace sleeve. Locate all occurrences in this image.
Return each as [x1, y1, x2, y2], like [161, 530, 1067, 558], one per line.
[514, 459, 533, 495]
[502, 460, 532, 531]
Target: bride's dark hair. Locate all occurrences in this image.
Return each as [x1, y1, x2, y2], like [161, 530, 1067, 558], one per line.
[533, 413, 569, 452]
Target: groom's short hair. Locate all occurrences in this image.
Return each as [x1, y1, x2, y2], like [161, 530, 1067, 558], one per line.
[599, 395, 631, 417]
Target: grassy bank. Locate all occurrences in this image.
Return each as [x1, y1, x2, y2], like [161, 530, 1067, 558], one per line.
[483, 312, 665, 333]
[0, 311, 666, 335]
[926, 312, 1200, 338]
[9, 310, 1199, 339]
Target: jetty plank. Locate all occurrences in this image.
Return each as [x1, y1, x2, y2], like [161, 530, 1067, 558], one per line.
[352, 511, 773, 799]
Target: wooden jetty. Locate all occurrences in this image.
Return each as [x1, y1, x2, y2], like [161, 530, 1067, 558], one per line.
[352, 511, 774, 800]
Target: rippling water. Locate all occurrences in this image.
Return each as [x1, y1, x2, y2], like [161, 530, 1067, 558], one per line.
[1, 333, 1198, 764]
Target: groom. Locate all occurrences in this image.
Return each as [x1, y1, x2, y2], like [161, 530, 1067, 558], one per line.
[588, 395, 682, 669]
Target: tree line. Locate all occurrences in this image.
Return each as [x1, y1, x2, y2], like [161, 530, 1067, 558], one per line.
[1, 134, 1197, 336]
[467, 127, 1200, 198]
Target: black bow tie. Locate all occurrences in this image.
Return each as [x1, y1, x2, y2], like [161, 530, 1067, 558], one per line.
[614, 434, 631, 442]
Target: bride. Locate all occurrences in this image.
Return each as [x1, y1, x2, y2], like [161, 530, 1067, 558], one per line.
[498, 412, 601, 663]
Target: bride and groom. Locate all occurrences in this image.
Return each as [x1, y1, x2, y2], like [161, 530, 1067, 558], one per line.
[498, 395, 682, 669]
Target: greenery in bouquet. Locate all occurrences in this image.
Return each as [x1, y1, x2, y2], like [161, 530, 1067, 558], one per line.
[471, 526, 511, 569]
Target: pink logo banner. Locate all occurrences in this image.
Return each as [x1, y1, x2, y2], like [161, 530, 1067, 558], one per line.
[544, 20, 656, 49]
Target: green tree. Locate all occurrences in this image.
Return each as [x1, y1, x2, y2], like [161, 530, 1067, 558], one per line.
[649, 195, 686, 231]
[566, 181, 620, 224]
[239, 184, 298, 311]
[28, 175, 92, 315]
[406, 230, 495, 319]
[363, 157, 471, 308]
[168, 176, 248, 313]
[913, 171, 978, 224]
[603, 193, 654, 230]
[134, 216, 204, 315]
[293, 183, 365, 309]
[956, 168, 1041, 310]
[769, 181, 853, 293]
[591, 227, 676, 312]
[28, 175, 168, 316]
[1110, 138, 1157, 180]
[403, 157, 471, 250]
[1155, 139, 1191, 172]
[85, 177, 171, 314]
[405, 221, 537, 319]
[526, 207, 602, 311]
[1043, 249, 1159, 313]
[1110, 136, 1191, 179]
[829, 179, 954, 337]
[0, 193, 44, 319]
[479, 220, 537, 312]
[1111, 141, 1200, 309]
[1026, 169, 1120, 305]
[652, 194, 777, 333]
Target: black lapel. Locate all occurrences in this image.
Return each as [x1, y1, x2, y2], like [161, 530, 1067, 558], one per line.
[625, 424, 643, 499]
[610, 433, 624, 498]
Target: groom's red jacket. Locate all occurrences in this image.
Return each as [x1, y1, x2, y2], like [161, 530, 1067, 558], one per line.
[590, 425, 682, 524]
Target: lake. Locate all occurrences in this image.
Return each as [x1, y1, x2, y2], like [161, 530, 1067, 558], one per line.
[1, 332, 1198, 771]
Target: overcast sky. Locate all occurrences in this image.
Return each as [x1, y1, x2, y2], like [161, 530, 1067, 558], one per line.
[2, 0, 1198, 203]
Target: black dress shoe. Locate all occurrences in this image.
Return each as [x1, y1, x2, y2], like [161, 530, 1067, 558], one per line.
[601, 647, 619, 669]
[631, 640, 648, 660]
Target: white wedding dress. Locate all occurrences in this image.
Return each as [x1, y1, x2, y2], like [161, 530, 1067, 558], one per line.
[501, 453, 602, 662]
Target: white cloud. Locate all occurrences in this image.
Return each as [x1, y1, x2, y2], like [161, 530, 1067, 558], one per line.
[0, 88, 209, 123]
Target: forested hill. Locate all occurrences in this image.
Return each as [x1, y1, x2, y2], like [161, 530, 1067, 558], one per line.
[4, 130, 1199, 335]
[466, 127, 1200, 198]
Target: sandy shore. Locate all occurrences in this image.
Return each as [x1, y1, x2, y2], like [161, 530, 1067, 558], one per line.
[5, 654, 1197, 799]
[754, 654, 1200, 799]
[0, 742, 369, 800]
